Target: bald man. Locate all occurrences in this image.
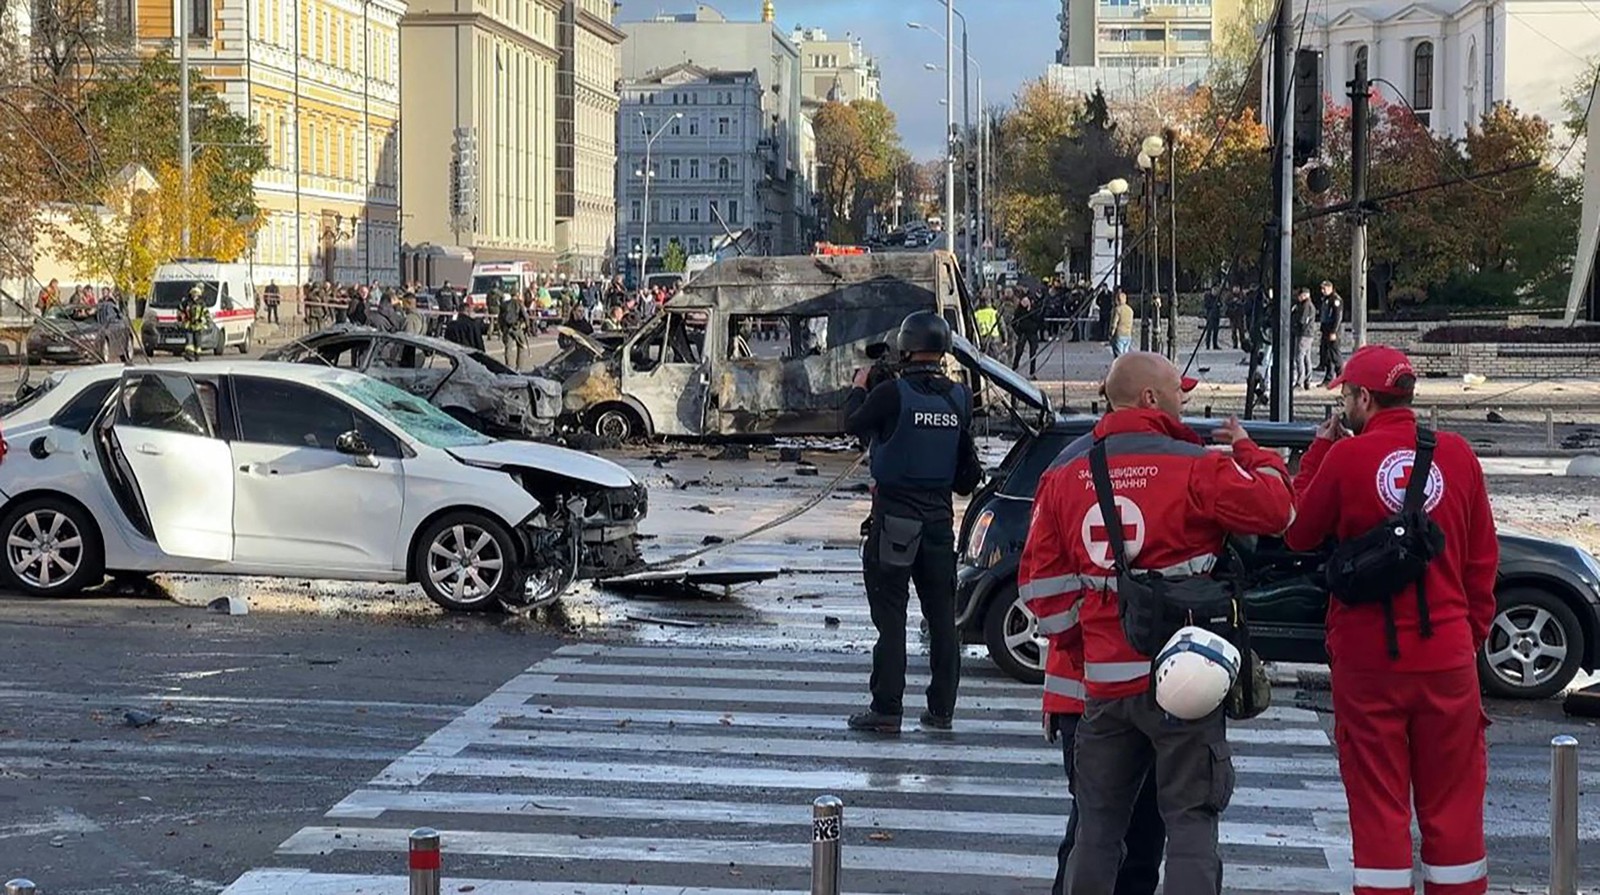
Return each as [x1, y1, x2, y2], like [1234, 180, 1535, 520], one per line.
[1019, 352, 1294, 895]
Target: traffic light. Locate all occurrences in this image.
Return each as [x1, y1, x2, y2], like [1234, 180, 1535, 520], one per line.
[1292, 48, 1323, 167]
[449, 127, 478, 223]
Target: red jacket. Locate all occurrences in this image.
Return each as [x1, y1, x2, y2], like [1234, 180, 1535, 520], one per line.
[1284, 408, 1498, 672]
[1021, 409, 1295, 703]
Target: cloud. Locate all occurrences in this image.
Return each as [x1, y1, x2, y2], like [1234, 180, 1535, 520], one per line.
[614, 1, 1058, 158]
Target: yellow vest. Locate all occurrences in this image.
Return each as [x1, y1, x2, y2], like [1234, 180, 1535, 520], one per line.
[975, 307, 1000, 338]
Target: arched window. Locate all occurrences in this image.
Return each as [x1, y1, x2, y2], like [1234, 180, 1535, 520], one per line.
[1413, 41, 1434, 124]
[1465, 39, 1480, 124]
[717, 157, 730, 180]
[1353, 44, 1368, 75]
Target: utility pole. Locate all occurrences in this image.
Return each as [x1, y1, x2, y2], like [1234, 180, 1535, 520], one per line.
[1270, 0, 1295, 422]
[1166, 133, 1178, 362]
[179, 0, 192, 256]
[1349, 56, 1371, 347]
[977, 108, 987, 288]
[961, 25, 972, 284]
[943, 0, 955, 255]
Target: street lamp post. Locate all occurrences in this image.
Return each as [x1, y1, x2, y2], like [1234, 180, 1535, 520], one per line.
[1106, 178, 1129, 291]
[911, 14, 981, 282]
[1135, 134, 1165, 354]
[634, 111, 681, 284]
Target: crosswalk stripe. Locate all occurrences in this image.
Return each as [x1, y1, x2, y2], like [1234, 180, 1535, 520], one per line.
[222, 870, 833, 895]
[374, 753, 1347, 810]
[324, 788, 1354, 848]
[482, 702, 1336, 749]
[277, 825, 1347, 889]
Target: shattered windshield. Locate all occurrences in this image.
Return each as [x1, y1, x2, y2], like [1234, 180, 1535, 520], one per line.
[333, 376, 493, 449]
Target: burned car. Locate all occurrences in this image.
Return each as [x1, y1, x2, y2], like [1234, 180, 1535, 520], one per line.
[262, 326, 562, 440]
[538, 251, 978, 440]
[28, 304, 110, 364]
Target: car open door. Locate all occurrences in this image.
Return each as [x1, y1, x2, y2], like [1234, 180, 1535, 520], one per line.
[105, 371, 234, 560]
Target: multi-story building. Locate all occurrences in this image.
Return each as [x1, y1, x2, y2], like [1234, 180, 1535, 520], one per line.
[790, 26, 880, 115]
[618, 2, 807, 257]
[1296, 0, 1600, 142]
[1057, 0, 1240, 69]
[101, 0, 406, 287]
[617, 64, 764, 264]
[556, 0, 623, 278]
[400, 0, 560, 267]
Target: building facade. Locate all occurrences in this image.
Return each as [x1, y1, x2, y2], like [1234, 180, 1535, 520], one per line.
[1297, 0, 1600, 142]
[399, 0, 560, 267]
[618, 4, 807, 257]
[555, 0, 622, 278]
[111, 0, 405, 288]
[1057, 0, 1240, 68]
[790, 26, 880, 115]
[617, 64, 765, 264]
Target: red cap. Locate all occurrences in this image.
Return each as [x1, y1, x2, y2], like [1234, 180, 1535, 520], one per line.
[1181, 376, 1200, 392]
[1327, 345, 1415, 394]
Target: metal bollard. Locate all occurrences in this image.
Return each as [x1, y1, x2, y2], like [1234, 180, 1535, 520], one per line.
[1551, 736, 1579, 895]
[4, 880, 36, 895]
[1547, 408, 1556, 450]
[811, 795, 843, 895]
[409, 827, 441, 895]
[1429, 406, 1440, 429]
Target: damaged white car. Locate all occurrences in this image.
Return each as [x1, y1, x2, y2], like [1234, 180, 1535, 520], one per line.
[261, 326, 563, 440]
[0, 363, 647, 611]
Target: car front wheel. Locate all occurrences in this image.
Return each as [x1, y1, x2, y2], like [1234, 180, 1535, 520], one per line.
[0, 497, 104, 597]
[414, 512, 520, 612]
[1478, 587, 1585, 700]
[984, 583, 1046, 685]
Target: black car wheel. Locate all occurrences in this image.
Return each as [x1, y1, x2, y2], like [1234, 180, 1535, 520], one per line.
[0, 497, 105, 597]
[984, 582, 1046, 684]
[413, 512, 519, 612]
[212, 328, 226, 357]
[1478, 587, 1585, 700]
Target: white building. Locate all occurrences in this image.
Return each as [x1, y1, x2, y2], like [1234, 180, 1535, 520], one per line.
[1297, 0, 1600, 142]
[617, 64, 765, 264]
[791, 26, 881, 114]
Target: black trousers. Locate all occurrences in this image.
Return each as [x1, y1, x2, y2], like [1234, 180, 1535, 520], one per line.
[1319, 335, 1344, 379]
[1051, 713, 1164, 895]
[862, 517, 960, 717]
[1011, 331, 1042, 375]
[1202, 315, 1221, 349]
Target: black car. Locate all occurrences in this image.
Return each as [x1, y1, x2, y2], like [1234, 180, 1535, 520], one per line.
[948, 343, 1600, 700]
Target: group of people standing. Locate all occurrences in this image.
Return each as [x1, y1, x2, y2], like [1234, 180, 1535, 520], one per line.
[1200, 281, 1348, 388]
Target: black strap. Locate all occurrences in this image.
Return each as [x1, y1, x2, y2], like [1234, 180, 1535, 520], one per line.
[1408, 427, 1437, 641]
[1088, 440, 1129, 574]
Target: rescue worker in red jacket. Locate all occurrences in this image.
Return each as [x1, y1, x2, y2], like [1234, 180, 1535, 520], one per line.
[1022, 352, 1294, 895]
[1029, 427, 1165, 895]
[1284, 345, 1498, 895]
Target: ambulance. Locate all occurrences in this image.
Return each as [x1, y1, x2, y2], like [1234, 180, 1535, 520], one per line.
[140, 260, 258, 356]
[467, 260, 540, 312]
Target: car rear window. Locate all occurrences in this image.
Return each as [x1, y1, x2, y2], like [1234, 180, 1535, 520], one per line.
[999, 432, 1075, 498]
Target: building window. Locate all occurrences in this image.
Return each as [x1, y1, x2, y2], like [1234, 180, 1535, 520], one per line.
[1413, 41, 1434, 123]
[1354, 44, 1368, 75]
[1483, 7, 1495, 111]
[718, 157, 731, 180]
[650, 199, 660, 222]
[688, 117, 700, 136]
[689, 158, 700, 179]
[727, 199, 739, 224]
[650, 238, 660, 257]
[669, 158, 681, 179]
[670, 199, 681, 222]
[690, 236, 703, 254]
[717, 117, 731, 136]
[708, 199, 718, 223]
[630, 200, 641, 222]
[670, 116, 681, 135]
[191, 0, 211, 36]
[689, 201, 701, 223]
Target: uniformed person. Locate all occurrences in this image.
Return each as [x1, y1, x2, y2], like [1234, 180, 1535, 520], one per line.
[178, 285, 211, 362]
[843, 311, 979, 733]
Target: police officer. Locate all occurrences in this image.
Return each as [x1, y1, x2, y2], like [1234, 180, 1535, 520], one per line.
[1285, 345, 1498, 895]
[844, 311, 978, 733]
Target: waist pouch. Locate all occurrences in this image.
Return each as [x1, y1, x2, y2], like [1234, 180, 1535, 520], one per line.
[876, 514, 924, 569]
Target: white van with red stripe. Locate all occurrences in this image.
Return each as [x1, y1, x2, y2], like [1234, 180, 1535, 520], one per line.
[467, 260, 539, 312]
[141, 260, 258, 356]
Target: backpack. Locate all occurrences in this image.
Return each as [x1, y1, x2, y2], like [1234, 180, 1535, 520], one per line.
[1090, 440, 1269, 719]
[1325, 426, 1447, 659]
[500, 298, 522, 326]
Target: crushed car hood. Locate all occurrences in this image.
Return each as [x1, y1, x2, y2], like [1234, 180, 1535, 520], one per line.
[448, 441, 637, 489]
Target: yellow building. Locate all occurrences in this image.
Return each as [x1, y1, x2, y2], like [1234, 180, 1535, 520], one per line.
[399, 0, 562, 266]
[556, 0, 623, 278]
[131, 0, 405, 290]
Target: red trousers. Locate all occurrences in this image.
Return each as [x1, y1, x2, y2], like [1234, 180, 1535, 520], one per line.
[1332, 663, 1489, 895]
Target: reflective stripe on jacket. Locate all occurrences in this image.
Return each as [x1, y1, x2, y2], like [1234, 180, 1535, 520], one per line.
[1019, 408, 1295, 701]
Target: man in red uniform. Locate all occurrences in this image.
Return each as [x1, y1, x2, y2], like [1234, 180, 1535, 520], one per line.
[1284, 345, 1498, 895]
[1022, 352, 1294, 895]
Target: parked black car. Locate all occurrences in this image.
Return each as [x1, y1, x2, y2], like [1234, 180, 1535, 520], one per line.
[948, 346, 1600, 700]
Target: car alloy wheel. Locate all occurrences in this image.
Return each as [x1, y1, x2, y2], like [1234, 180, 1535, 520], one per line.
[1479, 588, 1584, 699]
[983, 584, 1046, 684]
[8, 508, 84, 590]
[425, 521, 506, 610]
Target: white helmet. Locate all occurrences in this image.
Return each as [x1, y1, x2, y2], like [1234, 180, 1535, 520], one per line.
[1154, 626, 1241, 720]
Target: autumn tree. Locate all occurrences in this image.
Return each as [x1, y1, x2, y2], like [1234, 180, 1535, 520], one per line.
[1167, 104, 1271, 283]
[992, 80, 1078, 278]
[812, 99, 906, 242]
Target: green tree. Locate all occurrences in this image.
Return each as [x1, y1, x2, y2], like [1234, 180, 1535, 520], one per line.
[662, 239, 687, 273]
[1562, 56, 1599, 140]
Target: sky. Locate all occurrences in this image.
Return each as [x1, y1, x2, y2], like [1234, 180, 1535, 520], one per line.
[613, 0, 1062, 159]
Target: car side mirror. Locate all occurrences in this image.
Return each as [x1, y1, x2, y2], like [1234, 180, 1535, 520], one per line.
[336, 430, 377, 466]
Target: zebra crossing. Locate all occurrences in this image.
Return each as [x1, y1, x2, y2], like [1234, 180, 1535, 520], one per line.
[220, 642, 1358, 894]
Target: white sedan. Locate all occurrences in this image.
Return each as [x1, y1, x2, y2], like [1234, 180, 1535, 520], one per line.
[0, 362, 647, 611]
